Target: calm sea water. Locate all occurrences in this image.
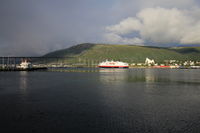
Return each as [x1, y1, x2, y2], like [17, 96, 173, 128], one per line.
[0, 68, 200, 133]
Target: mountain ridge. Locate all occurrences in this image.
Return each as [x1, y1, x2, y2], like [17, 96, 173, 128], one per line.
[43, 43, 200, 63]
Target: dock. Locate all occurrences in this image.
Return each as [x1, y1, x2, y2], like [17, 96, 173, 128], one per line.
[0, 67, 48, 71]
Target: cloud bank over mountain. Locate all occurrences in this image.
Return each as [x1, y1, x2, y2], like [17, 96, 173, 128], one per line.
[0, 0, 200, 56]
[104, 0, 200, 45]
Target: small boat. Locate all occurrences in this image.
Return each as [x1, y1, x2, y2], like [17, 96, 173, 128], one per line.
[16, 59, 47, 71]
[98, 60, 129, 68]
[18, 59, 32, 69]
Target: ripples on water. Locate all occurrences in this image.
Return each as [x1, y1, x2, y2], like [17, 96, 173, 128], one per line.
[0, 68, 200, 133]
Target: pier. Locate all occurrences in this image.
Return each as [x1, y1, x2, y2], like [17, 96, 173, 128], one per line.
[0, 57, 51, 71]
[0, 56, 98, 71]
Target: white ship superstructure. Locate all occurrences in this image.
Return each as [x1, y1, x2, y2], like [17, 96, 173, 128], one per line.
[18, 60, 32, 69]
[98, 60, 129, 68]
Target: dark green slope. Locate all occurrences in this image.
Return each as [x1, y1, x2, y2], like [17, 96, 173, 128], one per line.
[44, 43, 95, 57]
[43, 43, 200, 63]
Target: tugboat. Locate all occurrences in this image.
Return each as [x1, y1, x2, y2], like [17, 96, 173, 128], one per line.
[98, 60, 129, 68]
[18, 59, 32, 69]
[16, 59, 47, 71]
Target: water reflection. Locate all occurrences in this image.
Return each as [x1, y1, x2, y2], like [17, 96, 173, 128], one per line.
[49, 67, 200, 86]
[145, 69, 156, 83]
[98, 68, 200, 85]
[99, 68, 128, 84]
[98, 68, 157, 84]
[19, 71, 28, 94]
[99, 68, 128, 73]
[48, 67, 99, 73]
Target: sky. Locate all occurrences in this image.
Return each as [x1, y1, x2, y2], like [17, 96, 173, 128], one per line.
[0, 0, 200, 56]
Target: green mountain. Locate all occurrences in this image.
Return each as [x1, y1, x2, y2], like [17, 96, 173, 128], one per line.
[43, 43, 200, 63]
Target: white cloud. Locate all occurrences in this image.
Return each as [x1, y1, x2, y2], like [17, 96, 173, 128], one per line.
[104, 33, 144, 44]
[105, 17, 141, 35]
[104, 7, 200, 45]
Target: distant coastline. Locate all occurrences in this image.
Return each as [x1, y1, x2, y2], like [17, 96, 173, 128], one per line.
[0, 43, 200, 70]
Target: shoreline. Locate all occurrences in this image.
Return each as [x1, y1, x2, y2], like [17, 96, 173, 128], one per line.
[1, 66, 200, 72]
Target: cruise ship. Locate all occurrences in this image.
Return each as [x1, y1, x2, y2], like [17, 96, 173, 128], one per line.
[98, 60, 129, 68]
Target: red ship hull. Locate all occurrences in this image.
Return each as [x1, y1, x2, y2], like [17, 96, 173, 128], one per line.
[98, 66, 129, 68]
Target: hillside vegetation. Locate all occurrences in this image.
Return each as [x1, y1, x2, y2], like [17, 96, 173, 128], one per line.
[43, 43, 200, 63]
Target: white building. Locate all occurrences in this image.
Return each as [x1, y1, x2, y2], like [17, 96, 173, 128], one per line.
[183, 61, 195, 66]
[145, 58, 155, 66]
